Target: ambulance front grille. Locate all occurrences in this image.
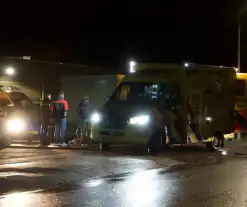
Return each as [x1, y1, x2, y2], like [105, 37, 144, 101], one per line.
[100, 118, 127, 129]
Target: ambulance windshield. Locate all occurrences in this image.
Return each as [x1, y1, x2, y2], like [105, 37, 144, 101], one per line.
[109, 82, 180, 105]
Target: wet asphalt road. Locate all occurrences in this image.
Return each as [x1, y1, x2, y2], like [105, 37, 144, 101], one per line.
[0, 145, 247, 206]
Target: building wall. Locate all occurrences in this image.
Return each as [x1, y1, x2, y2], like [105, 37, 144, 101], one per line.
[0, 57, 124, 136]
[60, 75, 118, 135]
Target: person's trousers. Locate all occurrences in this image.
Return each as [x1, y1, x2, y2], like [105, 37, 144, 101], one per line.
[81, 118, 90, 136]
[55, 118, 67, 143]
[41, 118, 52, 137]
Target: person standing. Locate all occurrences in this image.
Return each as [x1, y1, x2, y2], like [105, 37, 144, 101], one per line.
[40, 93, 53, 145]
[51, 91, 68, 147]
[77, 96, 92, 137]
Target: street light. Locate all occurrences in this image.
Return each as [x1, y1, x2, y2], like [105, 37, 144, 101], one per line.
[5, 67, 15, 76]
[129, 61, 137, 73]
[237, 4, 247, 72]
[184, 62, 189, 67]
[238, 17, 241, 72]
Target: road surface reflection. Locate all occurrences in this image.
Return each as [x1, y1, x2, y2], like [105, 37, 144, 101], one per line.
[85, 169, 179, 207]
[0, 190, 42, 207]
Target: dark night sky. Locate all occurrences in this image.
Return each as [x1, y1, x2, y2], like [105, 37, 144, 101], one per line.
[0, 1, 246, 71]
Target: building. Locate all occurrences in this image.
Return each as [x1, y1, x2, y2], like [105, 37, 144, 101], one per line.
[0, 56, 125, 136]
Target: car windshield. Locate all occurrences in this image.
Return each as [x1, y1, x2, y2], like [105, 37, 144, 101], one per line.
[109, 82, 180, 106]
[8, 92, 32, 106]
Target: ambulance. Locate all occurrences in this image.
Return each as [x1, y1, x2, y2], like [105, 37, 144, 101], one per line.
[90, 63, 236, 153]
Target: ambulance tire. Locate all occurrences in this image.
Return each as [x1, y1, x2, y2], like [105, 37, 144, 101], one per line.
[148, 129, 166, 154]
[100, 143, 110, 151]
[206, 131, 223, 151]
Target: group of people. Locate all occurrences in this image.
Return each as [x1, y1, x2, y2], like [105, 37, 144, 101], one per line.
[40, 91, 68, 146]
[40, 91, 92, 147]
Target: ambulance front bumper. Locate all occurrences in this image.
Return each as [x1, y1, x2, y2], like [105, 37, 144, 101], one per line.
[91, 124, 155, 145]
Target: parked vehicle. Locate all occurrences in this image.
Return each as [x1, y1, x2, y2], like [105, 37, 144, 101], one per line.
[90, 63, 236, 153]
[0, 92, 40, 143]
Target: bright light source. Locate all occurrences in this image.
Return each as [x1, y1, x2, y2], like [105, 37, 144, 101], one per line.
[6, 118, 26, 133]
[5, 67, 15, 76]
[205, 116, 213, 122]
[234, 67, 239, 72]
[91, 113, 101, 124]
[86, 179, 104, 187]
[184, 62, 189, 67]
[129, 115, 149, 125]
[129, 61, 137, 73]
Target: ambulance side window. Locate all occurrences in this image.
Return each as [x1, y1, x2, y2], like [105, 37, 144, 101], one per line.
[118, 85, 130, 101]
[108, 87, 121, 101]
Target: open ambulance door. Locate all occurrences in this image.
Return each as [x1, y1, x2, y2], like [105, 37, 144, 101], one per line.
[188, 90, 204, 142]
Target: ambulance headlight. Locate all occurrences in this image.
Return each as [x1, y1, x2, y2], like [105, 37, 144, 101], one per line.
[129, 115, 149, 125]
[6, 118, 26, 133]
[91, 113, 101, 124]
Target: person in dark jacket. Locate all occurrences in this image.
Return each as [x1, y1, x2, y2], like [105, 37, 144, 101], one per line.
[40, 93, 53, 145]
[77, 96, 92, 136]
[51, 91, 68, 147]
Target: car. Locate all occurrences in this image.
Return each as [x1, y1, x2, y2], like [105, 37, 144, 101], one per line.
[0, 91, 40, 143]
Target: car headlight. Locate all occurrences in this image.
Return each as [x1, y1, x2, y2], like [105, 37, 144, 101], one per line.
[91, 113, 101, 124]
[129, 115, 149, 125]
[6, 118, 26, 133]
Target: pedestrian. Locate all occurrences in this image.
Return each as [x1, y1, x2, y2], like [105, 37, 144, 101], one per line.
[40, 93, 53, 145]
[77, 96, 92, 137]
[51, 90, 68, 147]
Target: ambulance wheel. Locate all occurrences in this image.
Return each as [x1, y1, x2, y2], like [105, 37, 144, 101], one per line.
[148, 129, 166, 154]
[100, 143, 110, 151]
[206, 132, 223, 151]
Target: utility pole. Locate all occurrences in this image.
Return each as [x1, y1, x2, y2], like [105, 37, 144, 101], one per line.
[237, 2, 247, 72]
[238, 16, 241, 72]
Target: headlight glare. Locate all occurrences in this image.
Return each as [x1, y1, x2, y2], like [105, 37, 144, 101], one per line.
[91, 113, 101, 123]
[129, 115, 149, 125]
[6, 118, 26, 133]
